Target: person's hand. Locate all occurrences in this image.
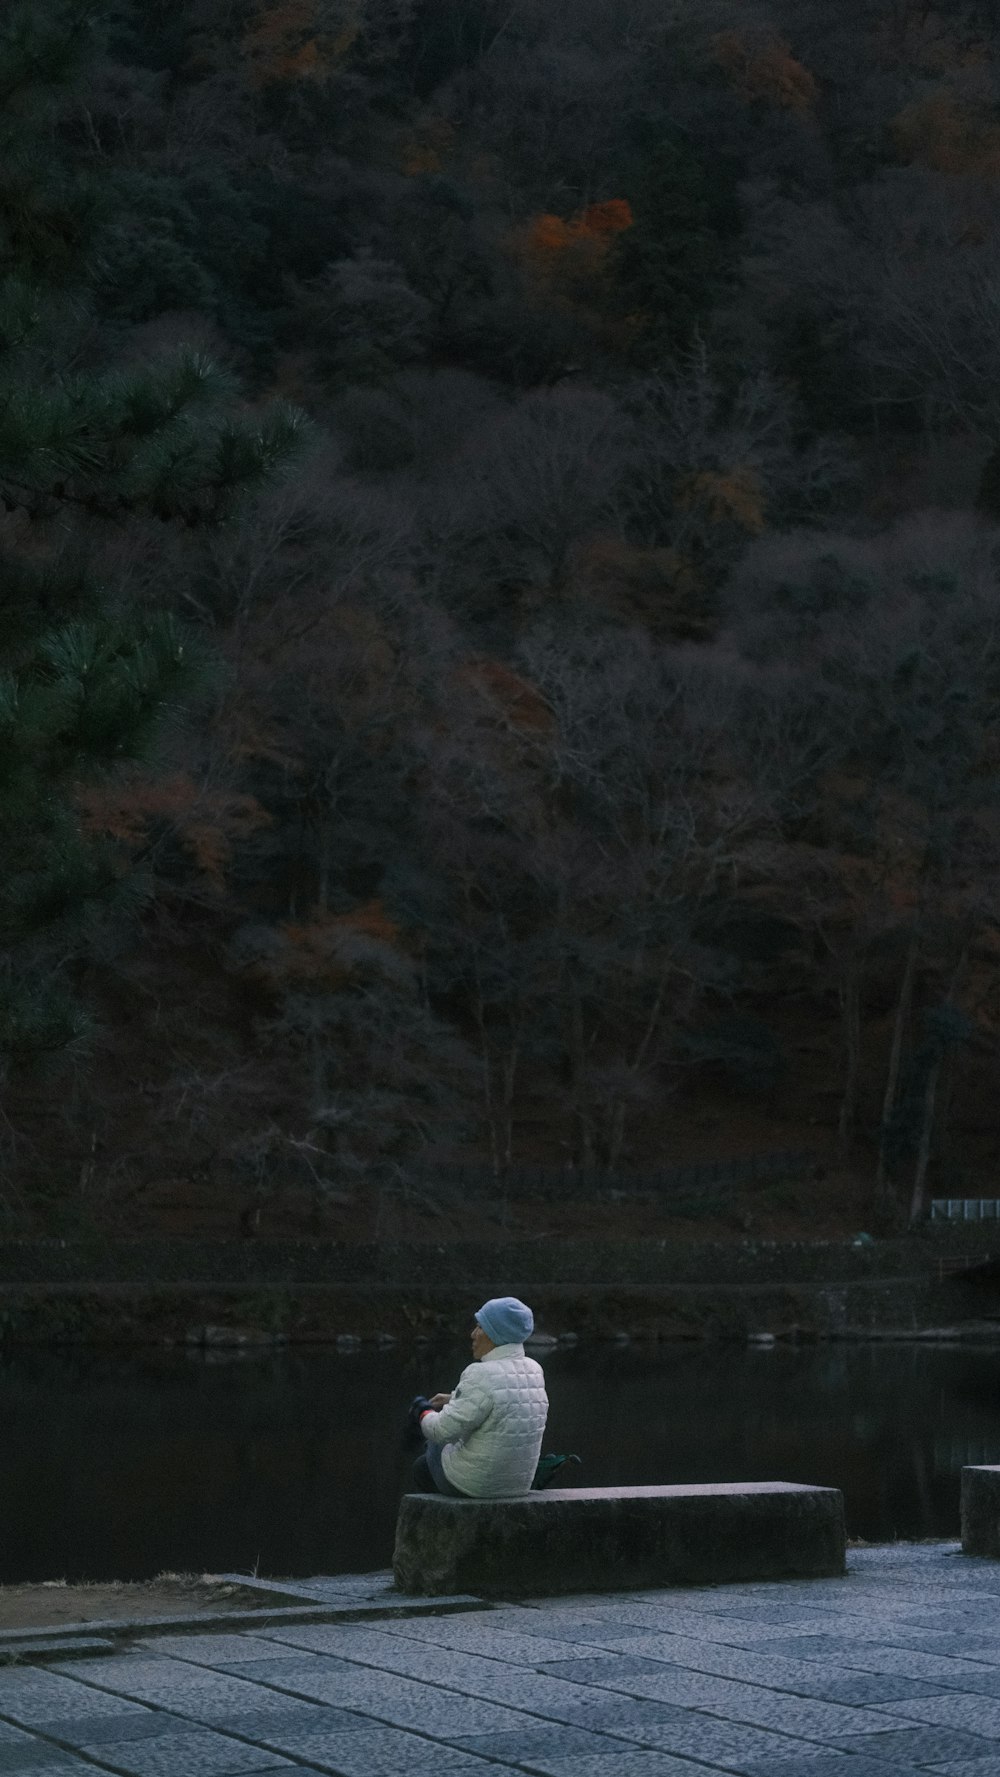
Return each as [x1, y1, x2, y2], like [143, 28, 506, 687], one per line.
[428, 1392, 451, 1409]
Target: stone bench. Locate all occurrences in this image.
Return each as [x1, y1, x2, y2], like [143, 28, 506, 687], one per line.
[962, 1465, 1000, 1555]
[393, 1481, 846, 1597]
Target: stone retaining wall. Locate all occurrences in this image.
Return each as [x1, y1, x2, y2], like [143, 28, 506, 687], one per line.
[0, 1270, 988, 1345]
[0, 1229, 991, 1287]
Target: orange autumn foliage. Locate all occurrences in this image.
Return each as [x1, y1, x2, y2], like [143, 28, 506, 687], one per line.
[522, 199, 634, 261]
[227, 713, 304, 773]
[892, 90, 1000, 178]
[242, 0, 359, 88]
[712, 32, 818, 115]
[675, 467, 767, 535]
[401, 118, 456, 176]
[266, 901, 404, 990]
[873, 11, 990, 76]
[509, 201, 635, 341]
[577, 536, 709, 638]
[77, 773, 272, 891]
[572, 199, 635, 237]
[458, 659, 555, 734]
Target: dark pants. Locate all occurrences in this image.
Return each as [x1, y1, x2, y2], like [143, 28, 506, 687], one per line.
[412, 1442, 468, 1497]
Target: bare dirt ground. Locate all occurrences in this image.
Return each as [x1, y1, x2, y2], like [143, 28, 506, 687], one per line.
[0, 1574, 273, 1632]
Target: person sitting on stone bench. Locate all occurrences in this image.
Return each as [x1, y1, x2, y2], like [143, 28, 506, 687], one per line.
[410, 1297, 548, 1498]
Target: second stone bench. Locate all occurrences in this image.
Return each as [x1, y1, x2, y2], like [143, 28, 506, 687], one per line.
[393, 1480, 846, 1597]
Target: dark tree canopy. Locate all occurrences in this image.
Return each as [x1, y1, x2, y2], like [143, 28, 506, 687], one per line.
[3, 0, 1000, 1236]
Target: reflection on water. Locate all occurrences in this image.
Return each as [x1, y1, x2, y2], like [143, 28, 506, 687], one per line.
[2, 1339, 998, 1583]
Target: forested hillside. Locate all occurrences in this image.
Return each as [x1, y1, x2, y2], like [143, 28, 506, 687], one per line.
[6, 0, 1000, 1238]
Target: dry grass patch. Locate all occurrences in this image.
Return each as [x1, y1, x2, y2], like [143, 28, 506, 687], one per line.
[0, 1573, 273, 1632]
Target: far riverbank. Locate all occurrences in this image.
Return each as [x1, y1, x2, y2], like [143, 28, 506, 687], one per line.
[0, 1231, 998, 1346]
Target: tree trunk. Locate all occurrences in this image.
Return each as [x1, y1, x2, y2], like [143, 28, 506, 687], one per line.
[475, 1002, 500, 1183]
[570, 995, 595, 1178]
[500, 1042, 518, 1174]
[909, 1054, 941, 1226]
[911, 1439, 935, 1536]
[837, 956, 861, 1159]
[909, 946, 968, 1225]
[876, 936, 917, 1204]
[936, 1046, 956, 1182]
[498, 1040, 518, 1236]
[606, 1097, 627, 1177]
[603, 972, 671, 1180]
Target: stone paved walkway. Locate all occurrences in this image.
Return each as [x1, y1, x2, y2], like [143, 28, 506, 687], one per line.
[5, 1545, 1000, 1775]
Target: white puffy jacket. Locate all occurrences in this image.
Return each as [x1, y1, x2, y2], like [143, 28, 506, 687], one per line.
[420, 1342, 548, 1497]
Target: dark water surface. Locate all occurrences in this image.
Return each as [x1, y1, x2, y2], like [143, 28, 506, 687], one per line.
[4, 1339, 1000, 1583]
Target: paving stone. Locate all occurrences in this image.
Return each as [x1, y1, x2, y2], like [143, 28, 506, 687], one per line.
[209, 1658, 351, 1683]
[0, 1766, 95, 1777]
[872, 1689, 1000, 1733]
[267, 1574, 394, 1597]
[882, 1662, 1000, 1699]
[45, 1662, 172, 1687]
[206, 1707, 369, 1739]
[245, 1724, 493, 1775]
[534, 1644, 943, 1705]
[258, 1628, 403, 1660]
[273, 1627, 845, 1734]
[739, 1637, 999, 1685]
[636, 1717, 835, 1773]
[929, 1637, 1000, 1664]
[609, 1598, 834, 1624]
[25, 1716, 170, 1747]
[519, 1700, 694, 1737]
[571, 1664, 894, 1737]
[225, 1667, 417, 1709]
[325, 1635, 539, 1697]
[90, 1682, 288, 1715]
[385, 1623, 615, 1666]
[740, 1761, 924, 1777]
[241, 1665, 537, 1737]
[566, 1615, 838, 1649]
[350, 1643, 512, 1690]
[514, 1755, 722, 1777]
[850, 1543, 960, 1562]
[761, 1632, 974, 1663]
[0, 1671, 151, 1726]
[431, 1667, 631, 1718]
[337, 1768, 494, 1777]
[0, 1750, 80, 1773]
[217, 1575, 394, 1602]
[782, 1674, 951, 1705]
[493, 1623, 659, 1651]
[137, 1636, 310, 1665]
[377, 1609, 521, 1632]
[75, 1728, 297, 1774]
[49, 1663, 307, 1726]
[448, 1726, 618, 1761]
[0, 1640, 114, 1662]
[10, 1549, 1000, 1777]
[182, 1694, 347, 1728]
[478, 1617, 652, 1646]
[534, 1656, 676, 1686]
[404, 1698, 546, 1737]
[833, 1725, 1000, 1762]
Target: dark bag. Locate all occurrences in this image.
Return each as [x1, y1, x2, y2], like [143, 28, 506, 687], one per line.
[532, 1453, 581, 1490]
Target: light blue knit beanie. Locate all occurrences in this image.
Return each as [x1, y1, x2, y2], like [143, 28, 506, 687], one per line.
[475, 1296, 534, 1345]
